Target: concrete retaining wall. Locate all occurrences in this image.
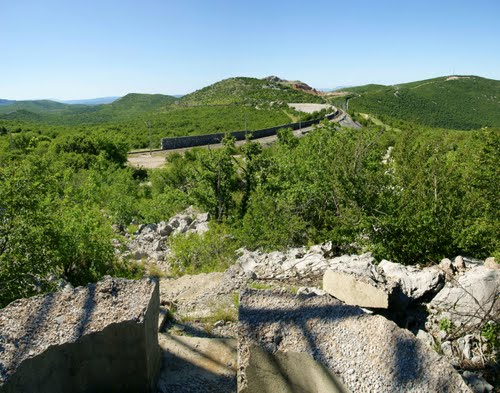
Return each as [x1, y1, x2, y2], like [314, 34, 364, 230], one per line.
[160, 111, 338, 150]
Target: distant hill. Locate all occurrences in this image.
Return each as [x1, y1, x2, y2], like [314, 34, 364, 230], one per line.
[0, 99, 75, 115]
[180, 77, 324, 106]
[59, 97, 120, 105]
[345, 75, 500, 129]
[0, 93, 178, 125]
[0, 99, 16, 106]
[107, 93, 177, 113]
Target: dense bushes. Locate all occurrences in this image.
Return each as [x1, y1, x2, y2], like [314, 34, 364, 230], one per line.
[1, 115, 498, 307]
[0, 134, 140, 307]
[134, 123, 498, 263]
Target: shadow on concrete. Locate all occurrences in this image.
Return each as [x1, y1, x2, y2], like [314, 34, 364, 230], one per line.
[163, 320, 229, 339]
[239, 292, 362, 392]
[157, 333, 237, 393]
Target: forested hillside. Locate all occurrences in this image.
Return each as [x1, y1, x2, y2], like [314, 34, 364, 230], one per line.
[1, 74, 499, 307]
[0, 77, 321, 148]
[1, 115, 498, 306]
[346, 76, 500, 129]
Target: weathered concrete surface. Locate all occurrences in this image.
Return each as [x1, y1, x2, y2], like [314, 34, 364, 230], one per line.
[241, 346, 349, 393]
[0, 277, 160, 393]
[157, 334, 237, 393]
[323, 269, 389, 308]
[238, 289, 471, 392]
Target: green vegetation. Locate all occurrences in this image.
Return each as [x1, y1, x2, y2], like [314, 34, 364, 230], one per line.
[439, 318, 453, 334]
[180, 77, 324, 105]
[481, 322, 499, 349]
[168, 222, 240, 275]
[0, 74, 499, 309]
[346, 76, 500, 129]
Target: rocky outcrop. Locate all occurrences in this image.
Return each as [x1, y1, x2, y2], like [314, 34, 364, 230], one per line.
[262, 76, 320, 96]
[0, 277, 160, 393]
[238, 289, 472, 392]
[237, 243, 341, 280]
[429, 266, 499, 326]
[379, 260, 444, 305]
[237, 247, 445, 309]
[122, 207, 209, 269]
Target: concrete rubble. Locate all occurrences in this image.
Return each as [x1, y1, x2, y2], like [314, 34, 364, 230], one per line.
[0, 277, 160, 393]
[238, 289, 472, 393]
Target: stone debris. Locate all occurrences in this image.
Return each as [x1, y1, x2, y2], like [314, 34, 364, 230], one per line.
[238, 289, 472, 393]
[484, 257, 498, 270]
[378, 260, 444, 303]
[461, 371, 494, 393]
[121, 206, 210, 271]
[428, 266, 499, 325]
[0, 276, 160, 393]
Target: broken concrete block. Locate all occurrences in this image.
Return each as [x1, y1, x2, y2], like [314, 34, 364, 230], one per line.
[241, 346, 349, 393]
[323, 269, 389, 308]
[238, 289, 471, 393]
[0, 277, 160, 393]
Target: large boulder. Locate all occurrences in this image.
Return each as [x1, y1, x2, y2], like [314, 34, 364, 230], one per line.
[238, 289, 471, 392]
[428, 266, 499, 325]
[0, 277, 160, 393]
[379, 260, 444, 302]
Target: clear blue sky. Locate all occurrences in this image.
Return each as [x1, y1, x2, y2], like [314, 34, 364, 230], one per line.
[1, 0, 499, 100]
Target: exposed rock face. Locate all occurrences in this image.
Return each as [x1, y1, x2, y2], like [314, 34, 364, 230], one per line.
[238, 289, 471, 393]
[0, 277, 160, 393]
[123, 206, 210, 269]
[484, 257, 498, 270]
[428, 266, 499, 325]
[237, 244, 357, 280]
[262, 76, 320, 96]
[379, 260, 444, 302]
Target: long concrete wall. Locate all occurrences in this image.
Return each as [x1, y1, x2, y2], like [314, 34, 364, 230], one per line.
[161, 110, 339, 150]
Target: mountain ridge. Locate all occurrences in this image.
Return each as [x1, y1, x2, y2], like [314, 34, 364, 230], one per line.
[344, 75, 500, 129]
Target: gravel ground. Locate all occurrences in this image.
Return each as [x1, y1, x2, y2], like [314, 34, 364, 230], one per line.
[238, 289, 472, 393]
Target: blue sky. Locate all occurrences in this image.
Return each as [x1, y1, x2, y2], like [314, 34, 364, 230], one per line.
[1, 0, 499, 99]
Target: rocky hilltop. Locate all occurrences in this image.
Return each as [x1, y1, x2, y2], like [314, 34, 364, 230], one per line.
[263, 76, 321, 96]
